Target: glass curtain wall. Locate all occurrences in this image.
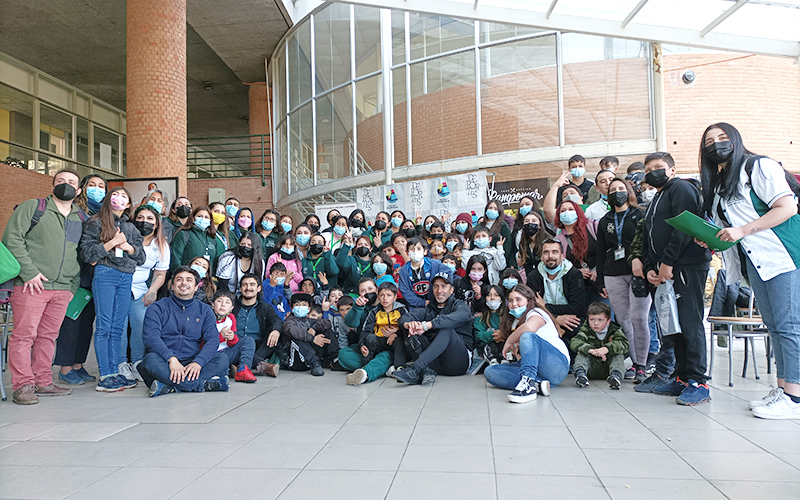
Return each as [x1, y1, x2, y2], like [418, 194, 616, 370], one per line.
[272, 2, 653, 204]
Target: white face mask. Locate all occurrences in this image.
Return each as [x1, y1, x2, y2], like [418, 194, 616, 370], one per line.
[642, 189, 657, 203]
[408, 251, 424, 263]
[486, 300, 502, 311]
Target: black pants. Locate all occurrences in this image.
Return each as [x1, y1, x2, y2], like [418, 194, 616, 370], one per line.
[288, 331, 337, 370]
[53, 299, 95, 367]
[362, 333, 407, 367]
[254, 340, 279, 366]
[671, 267, 709, 383]
[413, 329, 470, 376]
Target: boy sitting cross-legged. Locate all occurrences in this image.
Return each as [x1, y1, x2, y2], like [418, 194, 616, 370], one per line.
[570, 302, 629, 390]
[281, 293, 337, 376]
[212, 290, 257, 383]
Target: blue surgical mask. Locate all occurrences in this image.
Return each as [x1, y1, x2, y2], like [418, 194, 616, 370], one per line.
[486, 300, 502, 311]
[282, 246, 294, 255]
[190, 264, 207, 279]
[262, 220, 276, 231]
[601, 193, 608, 201]
[518, 205, 532, 217]
[194, 218, 211, 230]
[443, 262, 456, 273]
[333, 225, 346, 236]
[147, 200, 163, 214]
[281, 222, 292, 233]
[559, 210, 578, 226]
[275, 276, 286, 286]
[510, 306, 527, 318]
[226, 205, 238, 217]
[293, 305, 309, 318]
[486, 209, 499, 220]
[391, 217, 403, 228]
[502, 278, 518, 289]
[570, 167, 586, 178]
[456, 222, 468, 234]
[446, 241, 457, 252]
[296, 233, 310, 246]
[546, 262, 564, 275]
[86, 186, 105, 203]
[474, 237, 490, 249]
[372, 262, 387, 276]
[425, 223, 433, 232]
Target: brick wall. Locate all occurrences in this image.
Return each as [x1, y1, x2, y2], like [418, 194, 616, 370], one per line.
[186, 176, 273, 219]
[0, 163, 56, 235]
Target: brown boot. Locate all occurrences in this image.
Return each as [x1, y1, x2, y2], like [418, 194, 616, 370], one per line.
[253, 361, 279, 377]
[35, 384, 73, 396]
[13, 384, 39, 405]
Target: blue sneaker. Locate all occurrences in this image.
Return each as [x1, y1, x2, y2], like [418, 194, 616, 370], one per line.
[203, 375, 229, 392]
[149, 380, 176, 397]
[651, 377, 687, 396]
[74, 367, 96, 382]
[676, 380, 711, 406]
[115, 375, 138, 389]
[96, 376, 125, 393]
[58, 370, 85, 385]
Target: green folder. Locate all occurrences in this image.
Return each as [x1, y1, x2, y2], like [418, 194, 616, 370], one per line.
[65, 288, 93, 320]
[665, 211, 739, 252]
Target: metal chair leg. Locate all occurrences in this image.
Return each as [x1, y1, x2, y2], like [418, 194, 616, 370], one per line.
[750, 337, 760, 380]
[727, 325, 734, 387]
[708, 330, 715, 380]
[766, 335, 772, 375]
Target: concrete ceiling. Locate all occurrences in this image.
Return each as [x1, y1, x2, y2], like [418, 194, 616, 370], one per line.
[0, 0, 290, 138]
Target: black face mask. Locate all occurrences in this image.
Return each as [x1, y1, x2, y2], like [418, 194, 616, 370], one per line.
[609, 191, 629, 208]
[238, 246, 254, 258]
[133, 221, 155, 237]
[53, 183, 77, 201]
[365, 292, 378, 304]
[176, 205, 192, 218]
[350, 219, 364, 228]
[308, 224, 320, 234]
[430, 233, 444, 241]
[644, 169, 669, 189]
[403, 228, 416, 238]
[522, 223, 539, 237]
[705, 140, 733, 165]
[309, 243, 324, 255]
[374, 219, 387, 231]
[355, 246, 370, 257]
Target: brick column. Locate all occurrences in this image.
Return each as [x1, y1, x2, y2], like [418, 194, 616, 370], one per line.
[248, 82, 272, 184]
[127, 0, 187, 194]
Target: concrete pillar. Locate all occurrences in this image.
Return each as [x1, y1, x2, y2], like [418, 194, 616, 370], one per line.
[652, 42, 668, 153]
[126, 0, 187, 194]
[248, 82, 272, 186]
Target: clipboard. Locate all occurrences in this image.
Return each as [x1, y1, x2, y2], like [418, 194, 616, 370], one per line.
[665, 211, 739, 252]
[65, 288, 93, 320]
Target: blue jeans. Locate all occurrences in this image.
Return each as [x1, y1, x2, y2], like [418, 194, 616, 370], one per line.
[747, 259, 800, 384]
[121, 294, 147, 365]
[138, 352, 229, 392]
[221, 336, 256, 369]
[93, 265, 133, 378]
[484, 332, 570, 390]
[648, 305, 660, 354]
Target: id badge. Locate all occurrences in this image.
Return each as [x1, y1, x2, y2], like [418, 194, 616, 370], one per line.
[204, 254, 211, 261]
[115, 248, 124, 258]
[614, 247, 625, 261]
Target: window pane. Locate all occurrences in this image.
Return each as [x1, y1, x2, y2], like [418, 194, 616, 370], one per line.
[392, 10, 406, 65]
[355, 74, 383, 174]
[393, 66, 407, 167]
[288, 22, 312, 111]
[0, 83, 34, 151]
[278, 121, 288, 199]
[480, 36, 559, 154]
[409, 13, 474, 61]
[354, 5, 382, 77]
[94, 126, 119, 173]
[76, 118, 89, 164]
[276, 43, 286, 120]
[40, 104, 73, 158]
[410, 51, 476, 164]
[315, 3, 351, 94]
[480, 22, 544, 44]
[316, 85, 353, 184]
[289, 104, 313, 193]
[562, 34, 652, 144]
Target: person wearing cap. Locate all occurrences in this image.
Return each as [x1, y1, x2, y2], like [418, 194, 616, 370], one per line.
[281, 292, 337, 376]
[393, 271, 474, 385]
[139, 266, 231, 396]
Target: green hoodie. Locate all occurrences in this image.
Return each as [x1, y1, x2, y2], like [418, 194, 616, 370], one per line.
[569, 320, 628, 357]
[473, 311, 501, 348]
[2, 196, 83, 293]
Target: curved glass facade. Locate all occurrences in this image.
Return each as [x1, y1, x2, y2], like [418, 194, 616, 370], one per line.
[271, 3, 654, 212]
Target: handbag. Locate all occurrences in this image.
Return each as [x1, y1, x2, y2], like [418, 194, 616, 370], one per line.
[654, 279, 681, 336]
[0, 242, 21, 284]
[631, 275, 649, 298]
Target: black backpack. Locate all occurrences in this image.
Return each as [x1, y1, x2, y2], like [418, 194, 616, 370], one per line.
[744, 155, 800, 213]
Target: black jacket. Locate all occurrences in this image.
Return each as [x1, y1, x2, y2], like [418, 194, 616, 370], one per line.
[358, 302, 408, 350]
[642, 178, 711, 273]
[233, 297, 283, 343]
[399, 294, 474, 350]
[526, 265, 587, 319]
[596, 207, 645, 288]
[79, 213, 146, 274]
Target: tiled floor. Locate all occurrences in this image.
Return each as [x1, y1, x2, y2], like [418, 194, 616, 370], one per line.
[1, 335, 798, 500]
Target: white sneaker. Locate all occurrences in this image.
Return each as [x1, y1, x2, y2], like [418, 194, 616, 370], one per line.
[385, 366, 396, 377]
[131, 360, 144, 382]
[346, 369, 368, 386]
[118, 362, 133, 381]
[508, 376, 538, 404]
[751, 394, 800, 420]
[538, 380, 551, 397]
[749, 387, 783, 410]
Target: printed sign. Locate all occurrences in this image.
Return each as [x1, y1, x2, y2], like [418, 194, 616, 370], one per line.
[487, 177, 549, 208]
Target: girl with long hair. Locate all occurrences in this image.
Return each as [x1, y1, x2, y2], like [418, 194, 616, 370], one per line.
[209, 201, 235, 249]
[232, 206, 255, 242]
[514, 210, 547, 277]
[256, 208, 281, 260]
[216, 231, 265, 294]
[554, 200, 600, 302]
[171, 205, 226, 274]
[454, 254, 490, 312]
[164, 196, 192, 242]
[266, 233, 304, 293]
[188, 256, 216, 303]
[473, 284, 508, 367]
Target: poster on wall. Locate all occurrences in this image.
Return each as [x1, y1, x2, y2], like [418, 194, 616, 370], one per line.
[356, 171, 488, 220]
[487, 177, 549, 209]
[107, 177, 179, 210]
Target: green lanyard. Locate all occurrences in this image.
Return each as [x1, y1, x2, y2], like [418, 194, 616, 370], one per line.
[356, 258, 370, 276]
[310, 257, 324, 277]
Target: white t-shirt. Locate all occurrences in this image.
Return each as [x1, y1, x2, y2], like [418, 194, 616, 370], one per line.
[216, 316, 234, 351]
[131, 239, 170, 300]
[216, 251, 265, 294]
[584, 199, 610, 221]
[512, 308, 570, 364]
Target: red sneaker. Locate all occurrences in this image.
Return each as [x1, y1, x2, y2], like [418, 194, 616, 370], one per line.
[234, 366, 257, 383]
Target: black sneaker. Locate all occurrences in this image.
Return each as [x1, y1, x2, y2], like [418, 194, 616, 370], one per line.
[624, 366, 635, 380]
[310, 362, 324, 377]
[149, 380, 176, 397]
[634, 366, 648, 384]
[575, 374, 590, 388]
[508, 376, 538, 403]
[421, 367, 437, 386]
[607, 372, 622, 390]
[204, 376, 229, 392]
[394, 365, 422, 385]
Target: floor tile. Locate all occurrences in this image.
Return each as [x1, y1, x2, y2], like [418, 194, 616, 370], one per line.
[569, 426, 669, 450]
[170, 467, 300, 500]
[329, 424, 414, 445]
[388, 472, 497, 500]
[712, 480, 800, 499]
[63, 441, 167, 467]
[32, 422, 137, 442]
[583, 448, 702, 480]
[651, 429, 763, 453]
[218, 442, 325, 469]
[736, 429, 800, 454]
[306, 443, 406, 471]
[63, 466, 207, 500]
[497, 474, 608, 499]
[400, 444, 495, 473]
[600, 477, 726, 500]
[0, 440, 89, 466]
[410, 424, 492, 446]
[629, 410, 726, 430]
[276, 470, 394, 500]
[0, 422, 66, 441]
[0, 464, 37, 481]
[677, 451, 800, 481]
[493, 446, 594, 476]
[251, 423, 342, 444]
[174, 421, 273, 443]
[130, 441, 243, 468]
[490, 425, 578, 448]
[99, 423, 204, 443]
[1, 465, 117, 499]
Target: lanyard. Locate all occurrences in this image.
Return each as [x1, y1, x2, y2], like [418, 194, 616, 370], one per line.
[614, 209, 628, 248]
[356, 258, 370, 276]
[309, 256, 323, 276]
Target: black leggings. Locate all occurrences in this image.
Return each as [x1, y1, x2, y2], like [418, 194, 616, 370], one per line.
[53, 299, 95, 367]
[413, 328, 470, 376]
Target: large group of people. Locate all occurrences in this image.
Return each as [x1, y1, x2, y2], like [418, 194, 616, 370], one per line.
[3, 123, 799, 420]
